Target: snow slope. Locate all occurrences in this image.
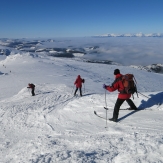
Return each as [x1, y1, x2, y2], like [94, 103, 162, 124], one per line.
[0, 52, 163, 163]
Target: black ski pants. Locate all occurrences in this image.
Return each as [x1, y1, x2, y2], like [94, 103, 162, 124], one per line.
[74, 87, 82, 96]
[113, 98, 137, 119]
[31, 88, 35, 96]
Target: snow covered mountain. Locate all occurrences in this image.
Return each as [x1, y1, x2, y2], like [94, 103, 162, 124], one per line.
[131, 64, 163, 73]
[0, 38, 163, 162]
[93, 33, 163, 37]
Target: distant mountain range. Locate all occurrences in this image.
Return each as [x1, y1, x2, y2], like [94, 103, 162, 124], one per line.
[93, 33, 163, 37]
[130, 64, 163, 74]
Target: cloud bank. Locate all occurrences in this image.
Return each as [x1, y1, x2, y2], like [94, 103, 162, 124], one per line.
[0, 37, 163, 66]
[62, 37, 163, 66]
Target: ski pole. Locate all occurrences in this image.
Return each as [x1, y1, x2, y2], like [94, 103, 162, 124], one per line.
[104, 89, 108, 128]
[138, 91, 160, 105]
[83, 83, 85, 93]
[72, 85, 75, 94]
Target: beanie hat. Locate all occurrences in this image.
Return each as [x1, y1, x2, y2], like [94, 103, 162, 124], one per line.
[114, 69, 120, 75]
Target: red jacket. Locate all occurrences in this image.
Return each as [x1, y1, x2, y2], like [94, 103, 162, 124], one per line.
[74, 75, 83, 88]
[27, 83, 35, 89]
[106, 74, 131, 99]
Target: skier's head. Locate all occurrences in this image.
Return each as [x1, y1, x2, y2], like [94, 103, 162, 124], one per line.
[77, 75, 81, 78]
[114, 69, 120, 75]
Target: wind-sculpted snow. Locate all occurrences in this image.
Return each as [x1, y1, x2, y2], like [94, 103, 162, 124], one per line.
[0, 46, 163, 162]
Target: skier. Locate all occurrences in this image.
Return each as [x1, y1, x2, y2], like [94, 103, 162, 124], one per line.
[74, 75, 85, 96]
[103, 69, 137, 122]
[27, 83, 35, 96]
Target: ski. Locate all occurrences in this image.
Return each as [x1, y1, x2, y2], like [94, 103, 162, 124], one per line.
[120, 108, 153, 111]
[104, 107, 109, 110]
[103, 107, 153, 111]
[94, 111, 119, 123]
[103, 106, 155, 111]
[73, 94, 80, 98]
[73, 94, 83, 98]
[120, 108, 137, 110]
[94, 111, 107, 120]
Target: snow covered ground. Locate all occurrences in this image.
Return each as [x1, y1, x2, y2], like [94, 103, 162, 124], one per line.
[0, 50, 163, 162]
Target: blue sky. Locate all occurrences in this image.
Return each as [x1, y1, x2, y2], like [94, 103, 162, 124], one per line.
[0, 0, 163, 38]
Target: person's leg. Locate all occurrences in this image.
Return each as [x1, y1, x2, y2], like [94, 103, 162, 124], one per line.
[32, 89, 35, 96]
[110, 98, 125, 121]
[126, 99, 137, 110]
[74, 87, 78, 96]
[79, 87, 82, 96]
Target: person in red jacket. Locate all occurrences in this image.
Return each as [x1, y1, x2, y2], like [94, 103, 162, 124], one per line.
[103, 69, 137, 122]
[27, 83, 35, 96]
[74, 75, 84, 96]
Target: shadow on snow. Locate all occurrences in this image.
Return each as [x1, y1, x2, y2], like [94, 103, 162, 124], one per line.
[138, 91, 163, 109]
[118, 92, 163, 122]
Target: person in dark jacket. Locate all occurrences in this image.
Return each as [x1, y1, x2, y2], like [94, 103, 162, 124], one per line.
[27, 83, 35, 96]
[103, 69, 137, 122]
[74, 75, 84, 96]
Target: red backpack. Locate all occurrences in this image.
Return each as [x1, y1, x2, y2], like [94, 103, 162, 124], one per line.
[122, 74, 138, 99]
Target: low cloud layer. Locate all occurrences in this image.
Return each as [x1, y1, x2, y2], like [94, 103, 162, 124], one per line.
[59, 37, 163, 66]
[0, 37, 163, 66]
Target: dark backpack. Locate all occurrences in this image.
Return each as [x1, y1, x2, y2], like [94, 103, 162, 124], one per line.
[121, 74, 138, 99]
[30, 83, 35, 88]
[82, 79, 85, 83]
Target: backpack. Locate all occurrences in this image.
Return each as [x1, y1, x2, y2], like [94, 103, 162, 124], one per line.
[121, 74, 138, 99]
[30, 83, 35, 88]
[82, 79, 85, 83]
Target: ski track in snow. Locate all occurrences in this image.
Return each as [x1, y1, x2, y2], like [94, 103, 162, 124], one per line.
[0, 53, 163, 162]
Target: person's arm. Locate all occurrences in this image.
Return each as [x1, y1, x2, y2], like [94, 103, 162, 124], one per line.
[106, 84, 117, 92]
[74, 79, 77, 85]
[103, 79, 119, 92]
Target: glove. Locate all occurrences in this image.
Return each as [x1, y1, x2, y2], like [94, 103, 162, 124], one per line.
[103, 84, 107, 89]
